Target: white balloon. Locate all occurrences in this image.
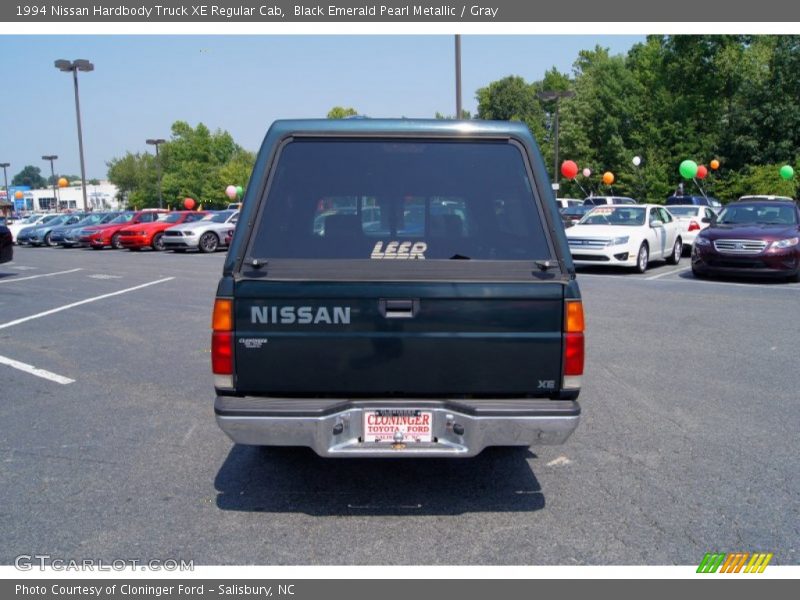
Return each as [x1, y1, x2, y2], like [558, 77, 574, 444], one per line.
[582, 168, 591, 178]
[632, 156, 642, 166]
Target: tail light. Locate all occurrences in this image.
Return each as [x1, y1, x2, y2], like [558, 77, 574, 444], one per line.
[688, 220, 701, 232]
[563, 300, 585, 390]
[212, 298, 234, 389]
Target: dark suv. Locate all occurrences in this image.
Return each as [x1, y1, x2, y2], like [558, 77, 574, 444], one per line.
[212, 119, 585, 457]
[691, 199, 800, 281]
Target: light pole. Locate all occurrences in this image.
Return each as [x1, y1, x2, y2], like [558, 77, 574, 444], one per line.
[42, 155, 59, 212]
[538, 90, 576, 189]
[0, 162, 9, 210]
[454, 35, 462, 119]
[146, 138, 166, 209]
[55, 59, 93, 212]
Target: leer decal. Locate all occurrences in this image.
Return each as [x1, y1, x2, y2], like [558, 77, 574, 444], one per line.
[371, 241, 427, 260]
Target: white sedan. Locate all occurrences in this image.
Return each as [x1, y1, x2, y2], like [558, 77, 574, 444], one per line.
[664, 205, 718, 251]
[565, 204, 683, 273]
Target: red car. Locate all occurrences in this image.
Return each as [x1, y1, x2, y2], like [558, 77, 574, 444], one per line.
[118, 211, 208, 251]
[80, 210, 168, 249]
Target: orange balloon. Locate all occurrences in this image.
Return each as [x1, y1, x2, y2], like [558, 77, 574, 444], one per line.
[58, 177, 68, 188]
[14, 191, 23, 199]
[710, 159, 720, 170]
[602, 171, 615, 185]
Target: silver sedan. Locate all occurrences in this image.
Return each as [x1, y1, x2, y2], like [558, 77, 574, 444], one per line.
[162, 210, 238, 253]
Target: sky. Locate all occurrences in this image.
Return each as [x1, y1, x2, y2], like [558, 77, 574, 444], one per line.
[0, 35, 644, 180]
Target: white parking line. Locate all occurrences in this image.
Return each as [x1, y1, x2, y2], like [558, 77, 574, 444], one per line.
[10, 265, 37, 271]
[664, 278, 800, 291]
[0, 268, 82, 284]
[0, 277, 175, 331]
[645, 266, 691, 280]
[0, 354, 75, 385]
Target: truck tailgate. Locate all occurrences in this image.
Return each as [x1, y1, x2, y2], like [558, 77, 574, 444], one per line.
[233, 280, 564, 396]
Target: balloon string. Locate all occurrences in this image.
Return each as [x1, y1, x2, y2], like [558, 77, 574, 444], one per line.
[692, 178, 707, 199]
[573, 179, 588, 197]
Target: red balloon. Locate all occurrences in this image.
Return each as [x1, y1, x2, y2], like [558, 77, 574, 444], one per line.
[696, 165, 708, 180]
[183, 197, 196, 210]
[560, 160, 579, 179]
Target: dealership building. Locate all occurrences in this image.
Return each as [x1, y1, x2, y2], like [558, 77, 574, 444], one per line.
[3, 181, 122, 213]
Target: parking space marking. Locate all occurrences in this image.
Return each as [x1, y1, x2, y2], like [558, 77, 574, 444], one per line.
[0, 277, 175, 331]
[645, 266, 691, 280]
[663, 278, 800, 291]
[0, 354, 75, 385]
[87, 274, 123, 280]
[10, 265, 37, 271]
[0, 268, 82, 284]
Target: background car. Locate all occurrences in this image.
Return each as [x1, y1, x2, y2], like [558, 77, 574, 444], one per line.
[12, 214, 59, 244]
[162, 210, 239, 253]
[0, 224, 12, 263]
[583, 195, 638, 206]
[692, 199, 800, 282]
[566, 204, 683, 273]
[51, 212, 119, 247]
[556, 197, 583, 209]
[664, 205, 719, 251]
[80, 209, 167, 249]
[666, 194, 721, 207]
[560, 204, 593, 228]
[27, 213, 86, 247]
[118, 210, 208, 251]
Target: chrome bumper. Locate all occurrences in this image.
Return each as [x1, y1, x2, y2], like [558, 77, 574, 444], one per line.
[215, 397, 580, 457]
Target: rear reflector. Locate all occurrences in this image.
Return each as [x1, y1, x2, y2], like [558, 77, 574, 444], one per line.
[565, 300, 584, 333]
[212, 331, 233, 375]
[213, 298, 233, 331]
[564, 332, 584, 376]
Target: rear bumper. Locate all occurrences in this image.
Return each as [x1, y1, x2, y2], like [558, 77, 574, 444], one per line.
[215, 396, 581, 457]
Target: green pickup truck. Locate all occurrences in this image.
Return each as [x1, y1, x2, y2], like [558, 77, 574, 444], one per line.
[212, 118, 584, 457]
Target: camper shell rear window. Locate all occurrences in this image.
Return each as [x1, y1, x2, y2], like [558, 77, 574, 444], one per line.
[243, 137, 561, 280]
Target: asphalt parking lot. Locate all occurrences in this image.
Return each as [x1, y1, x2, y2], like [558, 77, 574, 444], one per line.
[1, 247, 798, 565]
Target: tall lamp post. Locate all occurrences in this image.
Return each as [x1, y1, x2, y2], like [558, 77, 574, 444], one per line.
[55, 58, 93, 212]
[146, 138, 166, 209]
[42, 155, 59, 212]
[538, 90, 576, 190]
[0, 162, 9, 211]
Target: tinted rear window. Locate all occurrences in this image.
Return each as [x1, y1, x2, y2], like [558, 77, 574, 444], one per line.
[249, 139, 551, 261]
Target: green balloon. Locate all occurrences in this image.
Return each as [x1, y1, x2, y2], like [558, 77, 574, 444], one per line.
[235, 185, 244, 197]
[679, 160, 698, 180]
[779, 165, 794, 180]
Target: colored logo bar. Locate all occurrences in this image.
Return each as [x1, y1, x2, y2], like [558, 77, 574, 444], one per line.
[697, 552, 773, 573]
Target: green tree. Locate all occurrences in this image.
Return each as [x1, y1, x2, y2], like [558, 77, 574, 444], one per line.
[106, 152, 157, 208]
[327, 106, 359, 119]
[12, 165, 47, 189]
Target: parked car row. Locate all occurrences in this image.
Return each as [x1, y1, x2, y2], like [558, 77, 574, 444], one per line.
[11, 209, 238, 254]
[561, 196, 800, 282]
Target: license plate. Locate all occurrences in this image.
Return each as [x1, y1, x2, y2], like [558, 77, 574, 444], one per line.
[363, 409, 433, 443]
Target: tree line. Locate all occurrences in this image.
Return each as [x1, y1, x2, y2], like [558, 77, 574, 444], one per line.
[475, 35, 800, 201]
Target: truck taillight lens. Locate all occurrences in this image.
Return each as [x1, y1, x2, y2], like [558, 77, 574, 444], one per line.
[564, 333, 584, 376]
[213, 299, 233, 331]
[688, 220, 700, 232]
[212, 331, 233, 375]
[563, 300, 584, 390]
[212, 298, 233, 383]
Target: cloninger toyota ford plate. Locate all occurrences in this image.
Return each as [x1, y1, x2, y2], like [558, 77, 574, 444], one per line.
[363, 410, 433, 443]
